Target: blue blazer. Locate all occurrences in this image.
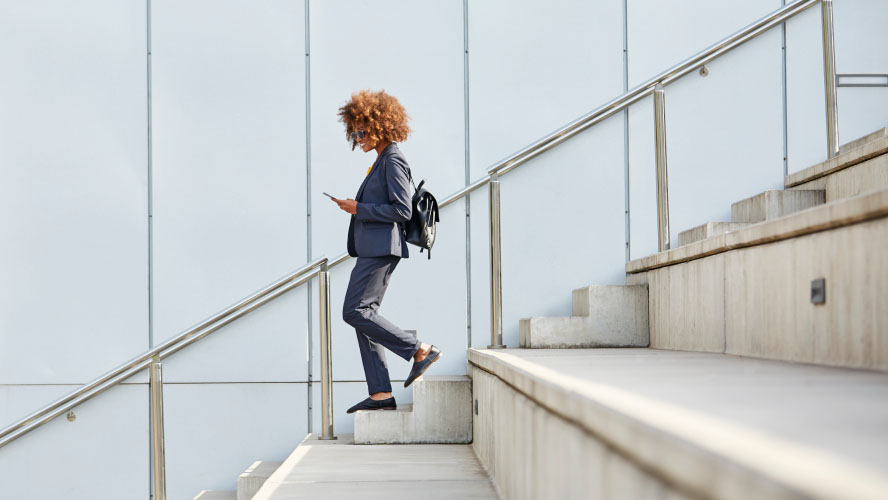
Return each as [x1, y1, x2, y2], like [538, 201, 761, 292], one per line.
[347, 143, 412, 258]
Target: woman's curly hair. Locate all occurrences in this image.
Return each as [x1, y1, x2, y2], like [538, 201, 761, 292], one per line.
[338, 90, 411, 150]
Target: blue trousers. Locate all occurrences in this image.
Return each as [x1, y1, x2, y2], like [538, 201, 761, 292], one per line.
[342, 256, 421, 394]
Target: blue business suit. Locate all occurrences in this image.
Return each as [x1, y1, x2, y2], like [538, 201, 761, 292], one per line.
[342, 143, 420, 394]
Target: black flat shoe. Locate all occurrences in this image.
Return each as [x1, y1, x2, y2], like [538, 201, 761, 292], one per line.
[346, 397, 397, 414]
[404, 345, 442, 388]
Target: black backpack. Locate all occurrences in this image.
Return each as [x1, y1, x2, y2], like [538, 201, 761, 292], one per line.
[405, 177, 439, 259]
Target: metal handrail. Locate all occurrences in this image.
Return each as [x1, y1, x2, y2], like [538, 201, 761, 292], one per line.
[481, 0, 823, 180]
[0, 256, 330, 449]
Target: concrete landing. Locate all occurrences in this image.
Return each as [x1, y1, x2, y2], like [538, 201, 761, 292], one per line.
[251, 434, 499, 500]
[469, 348, 888, 499]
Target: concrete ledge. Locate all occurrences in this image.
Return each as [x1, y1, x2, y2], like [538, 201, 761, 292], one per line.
[839, 126, 888, 155]
[627, 188, 888, 274]
[468, 348, 888, 500]
[790, 153, 888, 202]
[786, 135, 888, 188]
[238, 461, 282, 500]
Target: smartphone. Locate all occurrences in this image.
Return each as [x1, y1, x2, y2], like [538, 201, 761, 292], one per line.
[322, 192, 337, 200]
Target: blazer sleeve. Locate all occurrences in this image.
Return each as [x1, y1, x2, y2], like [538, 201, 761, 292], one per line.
[355, 155, 413, 223]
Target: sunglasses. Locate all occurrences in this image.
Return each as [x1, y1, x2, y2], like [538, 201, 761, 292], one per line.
[350, 130, 367, 141]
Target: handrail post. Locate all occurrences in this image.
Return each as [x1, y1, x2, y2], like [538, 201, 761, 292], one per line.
[488, 174, 506, 349]
[149, 359, 167, 500]
[317, 262, 337, 440]
[653, 84, 671, 252]
[821, 0, 839, 158]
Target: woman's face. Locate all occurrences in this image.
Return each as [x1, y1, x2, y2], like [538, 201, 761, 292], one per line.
[353, 124, 373, 153]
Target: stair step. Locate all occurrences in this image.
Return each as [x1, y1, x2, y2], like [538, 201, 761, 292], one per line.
[237, 461, 281, 500]
[193, 491, 236, 500]
[354, 375, 472, 444]
[840, 126, 888, 154]
[731, 189, 824, 223]
[677, 221, 752, 246]
[520, 285, 648, 348]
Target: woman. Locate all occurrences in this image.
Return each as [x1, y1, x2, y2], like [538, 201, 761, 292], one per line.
[331, 89, 441, 414]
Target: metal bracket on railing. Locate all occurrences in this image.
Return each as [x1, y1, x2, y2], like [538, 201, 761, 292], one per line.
[317, 261, 337, 440]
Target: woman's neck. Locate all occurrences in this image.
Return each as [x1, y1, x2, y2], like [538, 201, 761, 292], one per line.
[374, 141, 392, 156]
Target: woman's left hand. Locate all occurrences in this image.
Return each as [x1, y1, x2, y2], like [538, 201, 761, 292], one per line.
[334, 198, 357, 215]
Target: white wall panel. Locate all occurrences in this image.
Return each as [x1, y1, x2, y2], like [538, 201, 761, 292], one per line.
[839, 88, 888, 148]
[151, 0, 308, 381]
[498, 118, 626, 346]
[662, 34, 785, 246]
[161, 287, 309, 382]
[627, 0, 777, 87]
[0, 384, 148, 500]
[786, 5, 828, 174]
[833, 0, 888, 147]
[468, 0, 623, 180]
[0, 0, 149, 384]
[308, 0, 465, 260]
[164, 383, 307, 500]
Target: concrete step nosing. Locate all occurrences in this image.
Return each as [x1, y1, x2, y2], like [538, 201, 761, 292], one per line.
[786, 134, 888, 188]
[467, 348, 888, 500]
[628, 187, 888, 274]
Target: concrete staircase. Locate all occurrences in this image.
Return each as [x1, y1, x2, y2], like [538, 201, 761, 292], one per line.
[464, 126, 888, 499]
[519, 285, 649, 348]
[354, 375, 472, 444]
[628, 126, 888, 371]
[677, 126, 888, 248]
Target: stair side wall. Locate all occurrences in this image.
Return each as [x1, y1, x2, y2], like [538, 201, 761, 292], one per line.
[469, 365, 692, 500]
[639, 216, 888, 370]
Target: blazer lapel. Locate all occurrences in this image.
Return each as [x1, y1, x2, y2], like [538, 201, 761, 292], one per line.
[355, 143, 395, 201]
